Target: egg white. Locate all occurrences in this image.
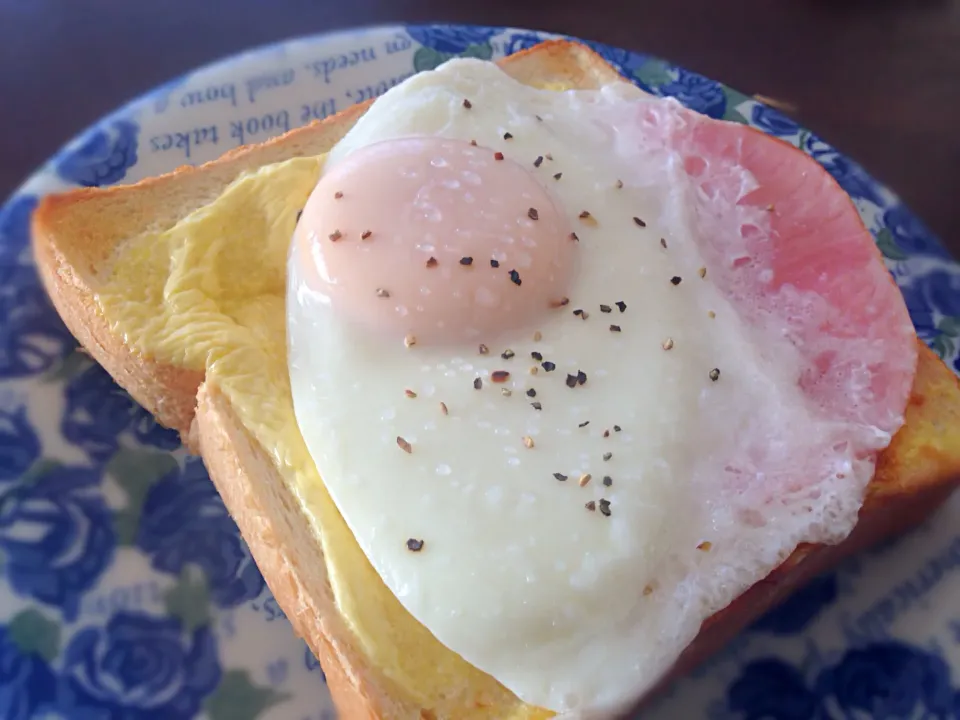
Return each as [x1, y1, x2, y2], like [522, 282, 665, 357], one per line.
[288, 60, 867, 713]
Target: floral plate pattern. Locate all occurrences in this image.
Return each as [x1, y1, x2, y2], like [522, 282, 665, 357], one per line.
[2, 24, 959, 720]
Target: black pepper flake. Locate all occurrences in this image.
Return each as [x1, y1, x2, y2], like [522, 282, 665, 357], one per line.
[503, 131, 513, 140]
[709, 368, 721, 382]
[600, 304, 612, 313]
[494, 151, 504, 161]
[479, 344, 489, 355]
[460, 256, 474, 266]
[470, 139, 478, 146]
[531, 401, 542, 410]
[570, 232, 579, 242]
[501, 349, 515, 360]
[375, 288, 390, 298]
[533, 156, 544, 168]
[296, 209, 303, 223]
[528, 207, 539, 221]
[660, 238, 668, 249]
[670, 276, 682, 286]
[329, 229, 342, 241]
[508, 269, 522, 286]
[490, 258, 500, 268]
[602, 451, 612, 461]
[615, 301, 627, 313]
[334, 191, 343, 200]
[553, 172, 562, 180]
[579, 210, 592, 220]
[491, 370, 510, 383]
[526, 388, 537, 397]
[577, 370, 587, 385]
[578, 420, 590, 428]
[535, 114, 543, 122]
[406, 538, 424, 552]
[473, 377, 483, 390]
[573, 308, 585, 317]
[615, 179, 624, 189]
[541, 361, 556, 372]
[531, 351, 543, 361]
[361, 230, 372, 240]
[565, 374, 578, 388]
[426, 256, 438, 268]
[397, 436, 412, 453]
[598, 499, 612, 517]
[613, 424, 622, 432]
[585, 501, 597, 512]
[602, 476, 613, 487]
[633, 217, 647, 228]
[553, 472, 567, 481]
[603, 429, 610, 438]
[609, 324, 621, 333]
[462, 98, 473, 109]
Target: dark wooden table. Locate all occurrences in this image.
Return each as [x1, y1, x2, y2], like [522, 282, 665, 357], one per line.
[2, 1, 958, 254]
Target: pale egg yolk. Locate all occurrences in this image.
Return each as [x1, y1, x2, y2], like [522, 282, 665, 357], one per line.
[293, 137, 576, 345]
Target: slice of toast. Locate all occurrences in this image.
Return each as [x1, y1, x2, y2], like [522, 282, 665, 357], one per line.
[32, 39, 960, 719]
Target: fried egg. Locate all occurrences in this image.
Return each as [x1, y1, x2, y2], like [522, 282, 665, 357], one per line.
[286, 59, 910, 714]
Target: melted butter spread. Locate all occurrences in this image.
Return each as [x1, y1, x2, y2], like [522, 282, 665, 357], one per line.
[96, 155, 551, 719]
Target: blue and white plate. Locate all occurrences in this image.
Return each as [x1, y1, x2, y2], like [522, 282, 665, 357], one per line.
[2, 24, 959, 720]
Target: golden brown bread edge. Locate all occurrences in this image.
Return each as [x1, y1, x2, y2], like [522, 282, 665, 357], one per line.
[31, 38, 960, 719]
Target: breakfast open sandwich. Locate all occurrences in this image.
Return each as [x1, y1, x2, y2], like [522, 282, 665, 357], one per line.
[32, 39, 960, 719]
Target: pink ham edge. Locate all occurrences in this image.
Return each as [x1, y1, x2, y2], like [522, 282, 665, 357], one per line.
[666, 104, 917, 518]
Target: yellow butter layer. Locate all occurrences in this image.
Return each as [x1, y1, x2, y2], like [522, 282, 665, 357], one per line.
[96, 154, 551, 719]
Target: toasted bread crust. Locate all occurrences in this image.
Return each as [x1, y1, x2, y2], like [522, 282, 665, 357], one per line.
[31, 38, 960, 719]
[193, 383, 405, 718]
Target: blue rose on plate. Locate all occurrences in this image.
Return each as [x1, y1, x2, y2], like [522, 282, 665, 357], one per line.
[802, 133, 885, 206]
[406, 25, 501, 53]
[0, 195, 37, 264]
[659, 68, 727, 119]
[726, 657, 821, 719]
[0, 464, 115, 620]
[0, 405, 40, 483]
[815, 642, 955, 718]
[0, 626, 57, 720]
[62, 362, 179, 465]
[882, 203, 950, 259]
[131, 411, 181, 450]
[0, 264, 75, 379]
[502, 31, 543, 56]
[0, 198, 76, 379]
[55, 119, 139, 188]
[750, 572, 838, 635]
[751, 103, 801, 137]
[137, 457, 264, 608]
[898, 269, 960, 343]
[60, 612, 221, 720]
